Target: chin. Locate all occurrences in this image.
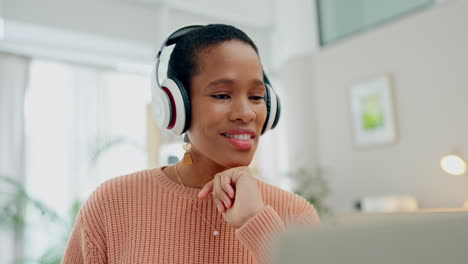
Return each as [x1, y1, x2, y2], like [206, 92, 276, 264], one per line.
[218, 156, 253, 169]
[226, 161, 251, 168]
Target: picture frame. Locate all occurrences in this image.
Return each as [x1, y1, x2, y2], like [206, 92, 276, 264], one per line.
[350, 74, 397, 147]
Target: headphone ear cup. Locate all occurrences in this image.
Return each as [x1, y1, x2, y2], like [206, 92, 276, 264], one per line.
[262, 83, 280, 134]
[160, 78, 191, 135]
[151, 67, 172, 129]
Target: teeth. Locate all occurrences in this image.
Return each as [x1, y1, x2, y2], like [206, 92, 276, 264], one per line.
[224, 134, 251, 140]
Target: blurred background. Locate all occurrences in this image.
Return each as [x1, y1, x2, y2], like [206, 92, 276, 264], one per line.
[1, 0, 468, 262]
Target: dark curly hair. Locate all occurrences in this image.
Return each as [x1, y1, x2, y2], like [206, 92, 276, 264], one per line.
[167, 24, 259, 96]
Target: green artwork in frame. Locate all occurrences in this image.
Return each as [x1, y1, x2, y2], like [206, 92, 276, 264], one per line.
[350, 75, 397, 147]
[361, 93, 385, 131]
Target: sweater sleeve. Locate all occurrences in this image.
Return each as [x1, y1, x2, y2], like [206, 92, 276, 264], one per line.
[62, 189, 108, 263]
[235, 205, 285, 264]
[235, 200, 320, 264]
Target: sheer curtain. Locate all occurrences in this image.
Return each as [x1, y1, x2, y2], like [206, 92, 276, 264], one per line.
[0, 52, 30, 264]
[23, 60, 150, 260]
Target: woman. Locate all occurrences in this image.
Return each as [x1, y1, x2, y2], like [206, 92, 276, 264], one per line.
[63, 24, 319, 264]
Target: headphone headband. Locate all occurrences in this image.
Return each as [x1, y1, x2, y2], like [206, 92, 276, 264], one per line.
[155, 25, 203, 89]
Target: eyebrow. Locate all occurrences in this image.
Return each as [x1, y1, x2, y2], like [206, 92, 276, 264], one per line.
[205, 78, 265, 90]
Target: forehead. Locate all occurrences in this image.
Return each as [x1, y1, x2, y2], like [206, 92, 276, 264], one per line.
[193, 40, 263, 81]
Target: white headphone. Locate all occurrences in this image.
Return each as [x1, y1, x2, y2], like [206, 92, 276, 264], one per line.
[151, 25, 281, 135]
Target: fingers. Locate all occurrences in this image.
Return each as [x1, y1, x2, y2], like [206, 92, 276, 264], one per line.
[214, 198, 226, 213]
[213, 174, 233, 213]
[198, 180, 213, 200]
[198, 173, 236, 213]
[221, 173, 235, 199]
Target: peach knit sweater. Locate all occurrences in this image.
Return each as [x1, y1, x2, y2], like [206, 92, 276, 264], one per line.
[62, 168, 319, 263]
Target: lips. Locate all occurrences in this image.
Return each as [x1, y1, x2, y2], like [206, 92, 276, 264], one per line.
[220, 128, 256, 150]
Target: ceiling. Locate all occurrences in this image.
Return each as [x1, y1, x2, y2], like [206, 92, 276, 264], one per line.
[119, 0, 275, 28]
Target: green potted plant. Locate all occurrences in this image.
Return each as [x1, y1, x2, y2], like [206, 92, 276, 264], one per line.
[286, 167, 331, 217]
[0, 175, 81, 264]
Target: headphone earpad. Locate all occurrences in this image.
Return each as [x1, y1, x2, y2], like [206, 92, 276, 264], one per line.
[160, 78, 191, 135]
[262, 83, 280, 134]
[171, 78, 191, 133]
[271, 92, 281, 129]
[262, 83, 272, 134]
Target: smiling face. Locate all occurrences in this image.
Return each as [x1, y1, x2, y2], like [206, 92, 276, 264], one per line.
[187, 40, 267, 169]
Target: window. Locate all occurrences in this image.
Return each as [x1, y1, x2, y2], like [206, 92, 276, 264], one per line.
[316, 0, 434, 46]
[24, 59, 150, 260]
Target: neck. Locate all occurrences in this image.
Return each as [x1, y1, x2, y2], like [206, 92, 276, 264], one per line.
[172, 148, 226, 189]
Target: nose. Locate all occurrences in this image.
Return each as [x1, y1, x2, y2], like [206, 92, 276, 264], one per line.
[228, 96, 256, 123]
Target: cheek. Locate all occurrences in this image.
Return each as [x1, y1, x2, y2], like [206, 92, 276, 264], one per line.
[256, 105, 268, 128]
[191, 101, 225, 135]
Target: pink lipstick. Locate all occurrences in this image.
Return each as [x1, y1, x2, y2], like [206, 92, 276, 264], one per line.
[220, 129, 256, 150]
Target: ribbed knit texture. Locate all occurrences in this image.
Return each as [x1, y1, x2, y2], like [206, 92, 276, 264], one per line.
[62, 168, 320, 264]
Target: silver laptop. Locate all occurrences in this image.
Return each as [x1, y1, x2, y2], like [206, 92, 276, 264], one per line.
[272, 211, 468, 264]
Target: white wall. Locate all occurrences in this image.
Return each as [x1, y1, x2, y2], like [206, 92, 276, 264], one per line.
[312, 0, 468, 211]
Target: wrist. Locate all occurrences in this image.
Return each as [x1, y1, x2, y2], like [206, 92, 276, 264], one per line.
[238, 203, 266, 228]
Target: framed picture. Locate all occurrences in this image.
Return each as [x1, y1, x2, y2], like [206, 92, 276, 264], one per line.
[350, 75, 397, 147]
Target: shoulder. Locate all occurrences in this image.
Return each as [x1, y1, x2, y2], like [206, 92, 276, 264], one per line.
[73, 168, 164, 241]
[94, 168, 157, 196]
[80, 168, 160, 218]
[256, 179, 319, 223]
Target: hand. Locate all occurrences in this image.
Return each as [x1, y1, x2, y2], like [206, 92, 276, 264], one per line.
[198, 166, 265, 228]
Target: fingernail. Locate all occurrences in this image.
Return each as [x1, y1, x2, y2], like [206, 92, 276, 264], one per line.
[217, 203, 223, 212]
[223, 199, 230, 208]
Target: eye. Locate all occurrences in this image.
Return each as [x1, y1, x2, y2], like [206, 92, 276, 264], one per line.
[211, 94, 231, 100]
[249, 96, 265, 101]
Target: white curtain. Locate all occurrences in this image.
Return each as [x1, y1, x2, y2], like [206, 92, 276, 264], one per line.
[24, 60, 150, 260]
[0, 52, 30, 264]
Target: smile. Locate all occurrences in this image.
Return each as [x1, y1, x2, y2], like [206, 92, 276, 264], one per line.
[221, 133, 254, 150]
[221, 133, 252, 140]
